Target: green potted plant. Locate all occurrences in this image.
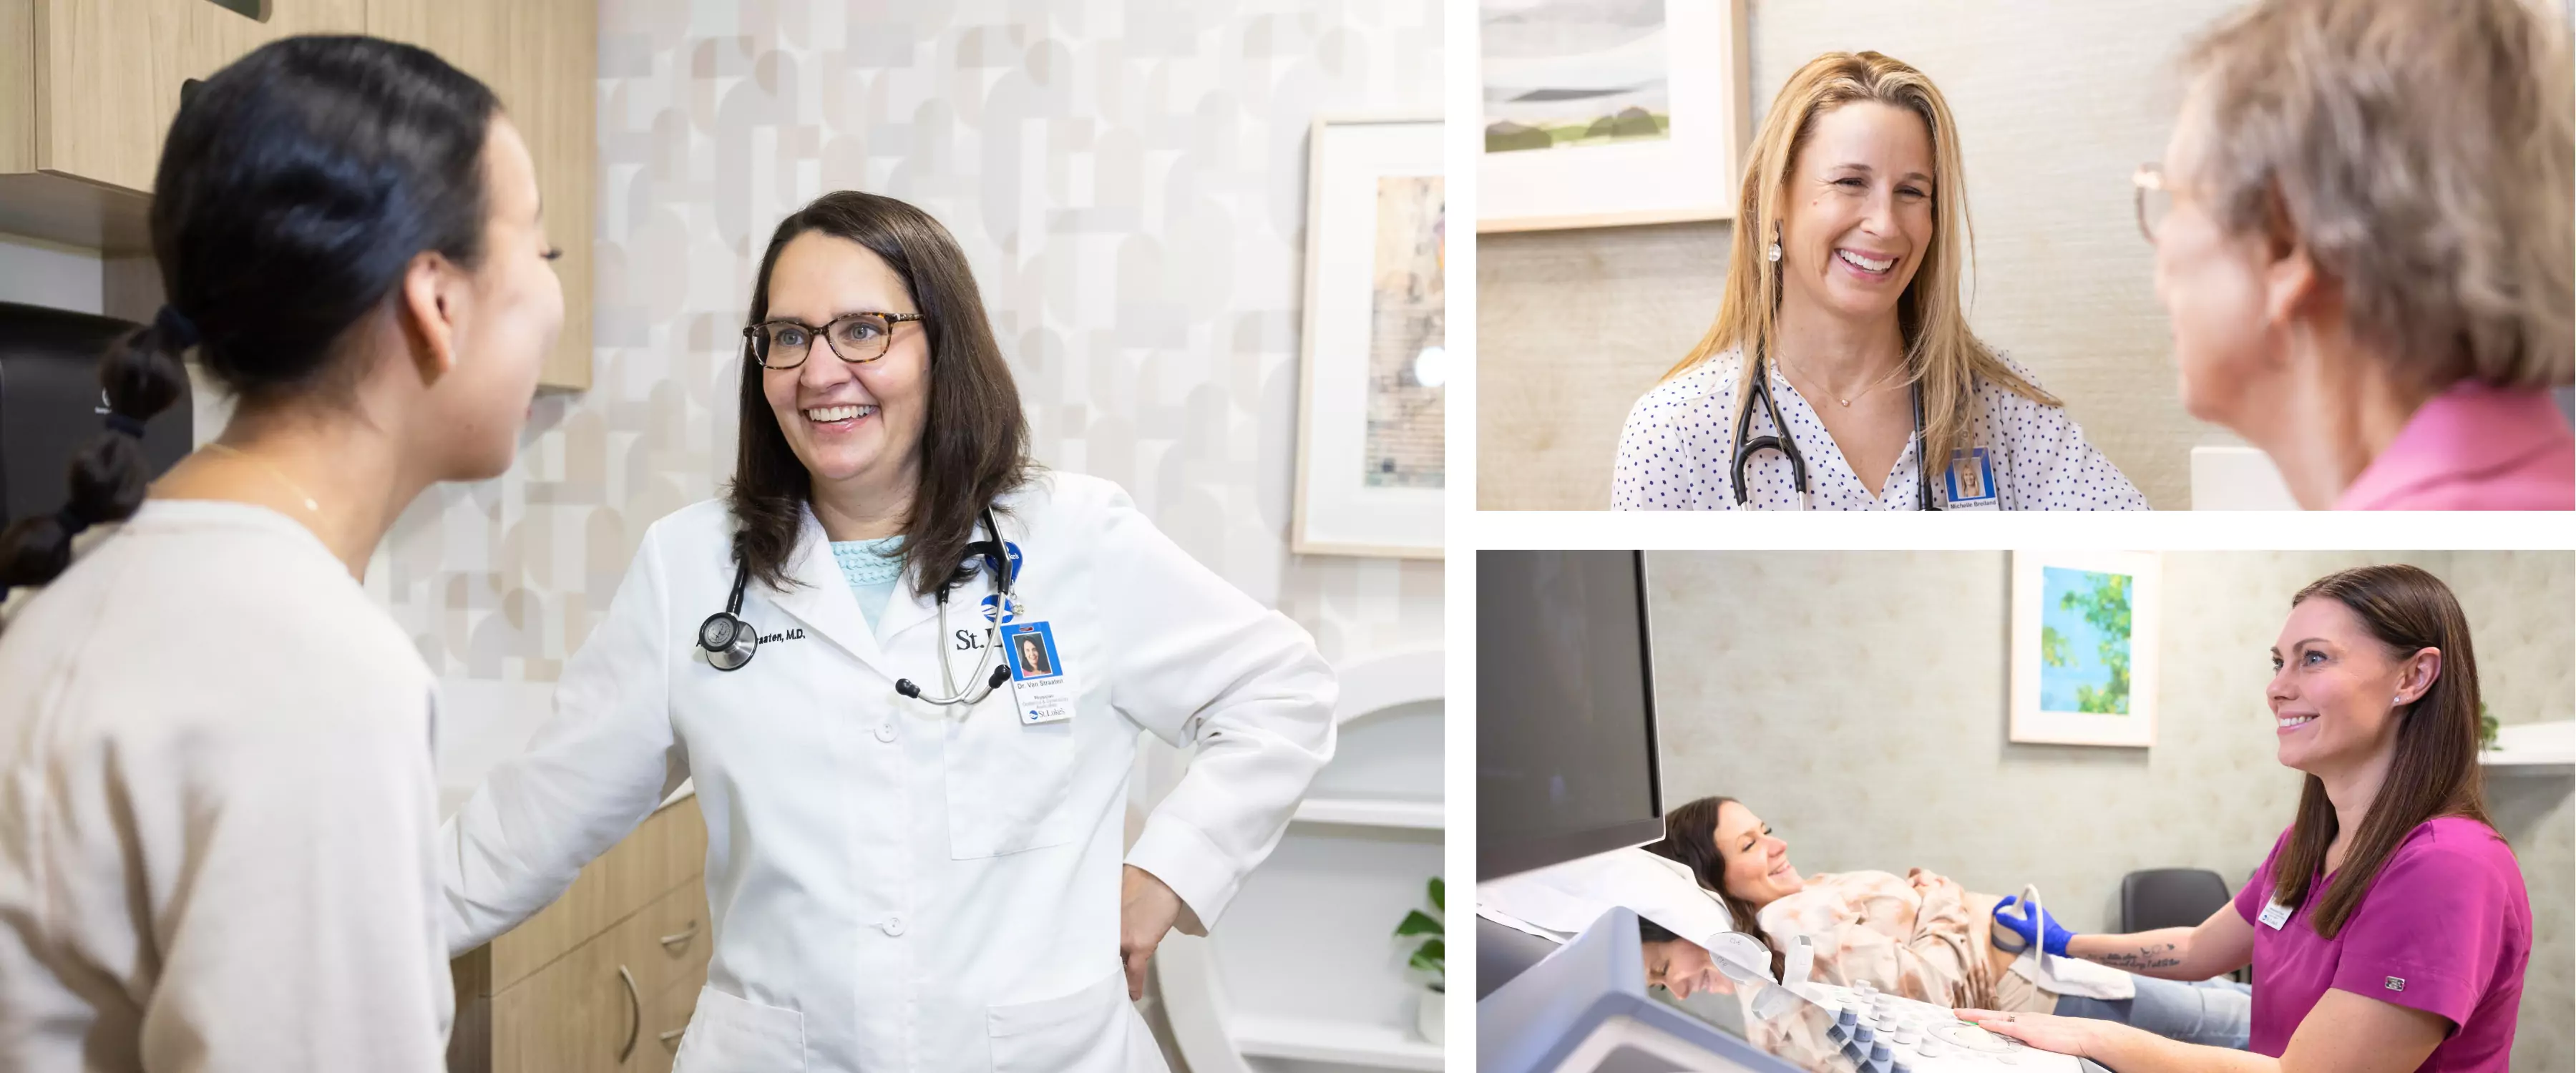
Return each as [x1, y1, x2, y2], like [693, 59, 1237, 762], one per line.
[1396, 876, 1444, 1044]
[2479, 702, 2500, 753]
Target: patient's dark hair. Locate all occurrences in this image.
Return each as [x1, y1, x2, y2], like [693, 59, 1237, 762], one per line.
[1644, 795, 1785, 981]
[1636, 917, 1679, 944]
[0, 35, 499, 599]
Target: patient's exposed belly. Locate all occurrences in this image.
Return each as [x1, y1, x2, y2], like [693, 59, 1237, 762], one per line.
[1966, 891, 2019, 984]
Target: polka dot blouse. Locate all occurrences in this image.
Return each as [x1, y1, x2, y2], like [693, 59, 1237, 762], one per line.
[1611, 347, 2149, 510]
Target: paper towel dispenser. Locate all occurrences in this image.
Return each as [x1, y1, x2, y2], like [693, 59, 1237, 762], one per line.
[0, 301, 193, 529]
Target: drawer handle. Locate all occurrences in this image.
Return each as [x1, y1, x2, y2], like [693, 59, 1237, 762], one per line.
[616, 964, 641, 1062]
[658, 921, 701, 949]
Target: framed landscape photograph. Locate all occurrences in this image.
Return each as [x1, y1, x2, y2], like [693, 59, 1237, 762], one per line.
[1476, 0, 1750, 231]
[1293, 114, 1444, 558]
[2009, 551, 2161, 748]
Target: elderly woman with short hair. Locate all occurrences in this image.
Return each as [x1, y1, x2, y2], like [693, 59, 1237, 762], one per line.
[2139, 0, 2575, 509]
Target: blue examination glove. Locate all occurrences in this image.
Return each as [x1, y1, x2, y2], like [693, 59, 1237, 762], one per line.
[1991, 896, 2074, 957]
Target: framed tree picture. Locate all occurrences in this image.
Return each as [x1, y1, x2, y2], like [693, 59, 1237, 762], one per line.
[1475, 0, 1750, 232]
[2009, 552, 2160, 748]
[1292, 114, 1445, 558]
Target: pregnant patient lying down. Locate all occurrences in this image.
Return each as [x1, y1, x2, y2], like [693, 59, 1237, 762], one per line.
[1642, 795, 2250, 1065]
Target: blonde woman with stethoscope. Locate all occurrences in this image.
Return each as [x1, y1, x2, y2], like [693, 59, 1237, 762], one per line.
[1611, 51, 2147, 511]
[436, 191, 1337, 1072]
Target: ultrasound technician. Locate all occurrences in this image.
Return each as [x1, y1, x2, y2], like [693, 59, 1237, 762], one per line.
[1962, 566, 2532, 1073]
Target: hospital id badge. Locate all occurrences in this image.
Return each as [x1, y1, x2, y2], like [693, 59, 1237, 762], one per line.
[1001, 620, 1075, 725]
[2258, 899, 2293, 930]
[1944, 447, 1999, 509]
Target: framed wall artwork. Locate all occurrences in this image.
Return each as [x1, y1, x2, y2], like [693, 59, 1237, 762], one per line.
[2009, 551, 2161, 748]
[1476, 0, 1750, 231]
[1293, 114, 1445, 558]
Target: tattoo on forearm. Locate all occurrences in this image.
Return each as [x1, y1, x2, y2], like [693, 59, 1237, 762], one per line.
[2087, 943, 2184, 971]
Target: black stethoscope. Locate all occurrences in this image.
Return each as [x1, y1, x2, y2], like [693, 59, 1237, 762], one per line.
[1729, 349, 1941, 511]
[697, 506, 1015, 706]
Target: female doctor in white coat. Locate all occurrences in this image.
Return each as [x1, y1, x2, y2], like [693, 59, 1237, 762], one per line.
[1611, 51, 2146, 511]
[437, 191, 1338, 1072]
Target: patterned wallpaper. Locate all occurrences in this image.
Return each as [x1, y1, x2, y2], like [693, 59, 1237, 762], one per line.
[1643, 550, 2572, 1073]
[1480, 0, 2250, 509]
[361, 0, 1444, 788]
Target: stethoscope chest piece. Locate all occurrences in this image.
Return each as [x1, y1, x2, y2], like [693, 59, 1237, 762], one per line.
[698, 557, 762, 672]
[701, 609, 757, 672]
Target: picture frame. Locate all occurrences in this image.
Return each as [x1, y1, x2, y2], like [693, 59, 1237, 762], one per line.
[2009, 551, 2160, 748]
[1475, 0, 1751, 232]
[1292, 114, 1445, 559]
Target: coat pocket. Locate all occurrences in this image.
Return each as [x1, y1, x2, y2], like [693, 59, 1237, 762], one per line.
[988, 967, 1154, 1073]
[671, 986, 806, 1072]
[943, 685, 1083, 859]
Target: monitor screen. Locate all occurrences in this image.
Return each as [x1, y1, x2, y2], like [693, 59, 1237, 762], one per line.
[1478, 549, 1662, 880]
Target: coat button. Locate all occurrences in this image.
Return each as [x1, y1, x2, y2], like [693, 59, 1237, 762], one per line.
[874, 722, 896, 743]
[881, 916, 906, 936]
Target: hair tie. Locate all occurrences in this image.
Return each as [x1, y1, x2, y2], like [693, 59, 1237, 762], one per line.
[52, 505, 92, 539]
[152, 305, 201, 351]
[104, 413, 149, 439]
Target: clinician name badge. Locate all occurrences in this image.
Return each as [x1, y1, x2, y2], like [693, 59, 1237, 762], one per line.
[2258, 899, 2293, 930]
[1001, 621, 1076, 725]
[1944, 446, 1999, 509]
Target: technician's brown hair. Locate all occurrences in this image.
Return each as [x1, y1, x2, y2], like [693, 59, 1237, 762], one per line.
[2180, 0, 2575, 388]
[2273, 564, 2502, 939]
[729, 192, 1033, 597]
[1643, 795, 1785, 981]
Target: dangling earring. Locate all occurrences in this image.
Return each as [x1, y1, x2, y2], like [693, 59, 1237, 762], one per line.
[1766, 221, 1782, 264]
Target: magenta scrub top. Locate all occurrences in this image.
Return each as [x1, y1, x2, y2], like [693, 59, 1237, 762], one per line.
[2332, 381, 2575, 510]
[2233, 817, 2531, 1070]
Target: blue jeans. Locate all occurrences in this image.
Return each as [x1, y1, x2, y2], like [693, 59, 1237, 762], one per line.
[2053, 976, 2253, 1050]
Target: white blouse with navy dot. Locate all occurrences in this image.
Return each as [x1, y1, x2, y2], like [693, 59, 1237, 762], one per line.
[1611, 347, 2149, 510]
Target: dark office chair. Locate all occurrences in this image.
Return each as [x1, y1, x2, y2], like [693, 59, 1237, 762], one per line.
[2119, 868, 2248, 985]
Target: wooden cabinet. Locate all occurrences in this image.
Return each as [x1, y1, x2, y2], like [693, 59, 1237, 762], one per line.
[0, 0, 366, 249]
[449, 794, 711, 1073]
[0, 0, 595, 389]
[366, 0, 594, 390]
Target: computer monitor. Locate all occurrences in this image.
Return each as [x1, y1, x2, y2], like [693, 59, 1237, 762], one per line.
[1479, 907, 1804, 1073]
[1478, 549, 1662, 880]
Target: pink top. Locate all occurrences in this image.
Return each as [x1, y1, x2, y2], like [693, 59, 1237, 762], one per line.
[2232, 818, 2531, 1071]
[2335, 382, 2575, 509]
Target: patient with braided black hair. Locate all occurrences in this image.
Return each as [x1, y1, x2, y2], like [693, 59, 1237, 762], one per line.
[0, 34, 562, 1070]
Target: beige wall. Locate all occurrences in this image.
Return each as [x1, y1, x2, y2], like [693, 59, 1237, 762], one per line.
[369, 0, 1443, 710]
[1480, 0, 2253, 509]
[1644, 550, 2572, 1073]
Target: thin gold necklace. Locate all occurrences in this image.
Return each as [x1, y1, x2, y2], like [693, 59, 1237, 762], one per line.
[203, 442, 321, 514]
[1781, 353, 1908, 408]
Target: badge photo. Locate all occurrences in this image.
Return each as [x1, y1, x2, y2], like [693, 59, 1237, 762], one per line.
[1946, 446, 1999, 507]
[1004, 622, 1061, 681]
[1001, 621, 1075, 725]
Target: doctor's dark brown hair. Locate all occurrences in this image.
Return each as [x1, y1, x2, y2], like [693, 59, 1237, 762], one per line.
[0, 36, 498, 599]
[728, 192, 1033, 598]
[2273, 564, 2500, 939]
[1643, 795, 1787, 981]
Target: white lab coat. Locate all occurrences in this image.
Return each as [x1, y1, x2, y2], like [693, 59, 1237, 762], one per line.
[436, 472, 1337, 1073]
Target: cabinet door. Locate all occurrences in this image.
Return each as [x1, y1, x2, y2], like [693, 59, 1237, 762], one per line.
[492, 878, 710, 1073]
[509, 0, 593, 391]
[367, 0, 592, 390]
[36, 0, 369, 193]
